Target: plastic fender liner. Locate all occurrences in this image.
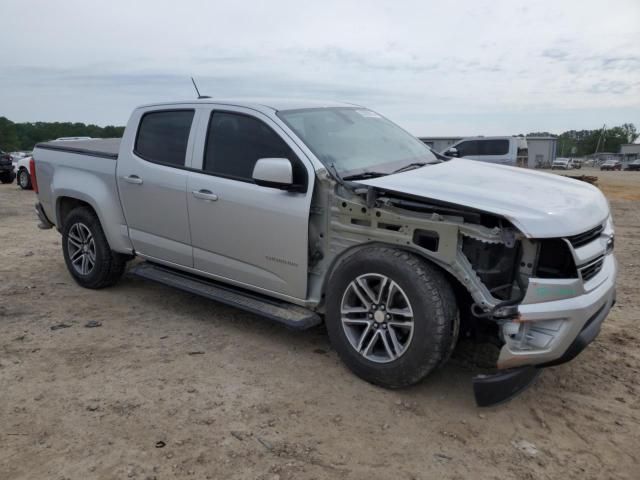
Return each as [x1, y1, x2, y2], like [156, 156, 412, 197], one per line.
[472, 367, 541, 407]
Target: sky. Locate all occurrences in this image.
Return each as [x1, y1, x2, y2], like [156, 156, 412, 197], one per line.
[1, 0, 639, 136]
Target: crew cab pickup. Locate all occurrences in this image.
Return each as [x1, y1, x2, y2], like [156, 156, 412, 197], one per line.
[32, 100, 617, 406]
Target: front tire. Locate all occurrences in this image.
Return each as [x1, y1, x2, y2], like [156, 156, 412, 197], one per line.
[17, 169, 32, 190]
[325, 247, 458, 388]
[61, 207, 127, 289]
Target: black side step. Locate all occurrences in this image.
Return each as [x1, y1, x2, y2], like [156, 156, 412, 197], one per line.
[129, 262, 321, 330]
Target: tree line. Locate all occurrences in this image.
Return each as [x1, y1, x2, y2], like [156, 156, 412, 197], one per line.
[1, 114, 637, 156]
[0, 116, 125, 151]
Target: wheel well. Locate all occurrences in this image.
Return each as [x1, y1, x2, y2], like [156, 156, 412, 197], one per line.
[323, 242, 472, 308]
[57, 197, 95, 229]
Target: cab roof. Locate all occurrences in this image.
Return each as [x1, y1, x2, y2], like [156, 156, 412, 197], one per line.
[137, 98, 359, 113]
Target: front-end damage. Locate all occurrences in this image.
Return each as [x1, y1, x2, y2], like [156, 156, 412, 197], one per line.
[308, 170, 616, 406]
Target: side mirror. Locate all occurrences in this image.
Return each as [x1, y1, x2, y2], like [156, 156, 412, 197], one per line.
[445, 147, 459, 157]
[252, 158, 293, 190]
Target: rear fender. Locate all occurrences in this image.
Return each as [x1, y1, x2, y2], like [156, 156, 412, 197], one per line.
[52, 170, 133, 254]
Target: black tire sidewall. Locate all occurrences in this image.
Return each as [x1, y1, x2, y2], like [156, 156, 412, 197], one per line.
[61, 208, 113, 288]
[326, 248, 454, 388]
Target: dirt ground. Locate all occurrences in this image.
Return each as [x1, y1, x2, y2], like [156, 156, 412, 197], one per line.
[1, 167, 638, 480]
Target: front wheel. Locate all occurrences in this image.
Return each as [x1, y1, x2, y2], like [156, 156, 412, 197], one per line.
[325, 247, 459, 388]
[17, 169, 32, 190]
[61, 207, 127, 289]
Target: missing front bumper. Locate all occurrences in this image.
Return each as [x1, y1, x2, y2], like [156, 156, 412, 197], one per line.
[472, 290, 615, 407]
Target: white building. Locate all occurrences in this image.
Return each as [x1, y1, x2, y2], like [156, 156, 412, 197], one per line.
[526, 137, 557, 168]
[620, 143, 640, 161]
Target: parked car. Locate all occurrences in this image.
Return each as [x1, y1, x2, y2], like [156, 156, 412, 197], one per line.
[600, 160, 622, 171]
[552, 158, 573, 170]
[624, 159, 640, 171]
[571, 158, 582, 169]
[0, 149, 16, 184]
[442, 136, 528, 166]
[15, 155, 34, 189]
[31, 99, 617, 406]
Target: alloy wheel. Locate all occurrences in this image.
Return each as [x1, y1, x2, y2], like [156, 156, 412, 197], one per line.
[67, 223, 96, 275]
[340, 273, 415, 363]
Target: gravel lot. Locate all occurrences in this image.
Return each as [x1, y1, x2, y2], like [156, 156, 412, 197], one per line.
[1, 168, 638, 479]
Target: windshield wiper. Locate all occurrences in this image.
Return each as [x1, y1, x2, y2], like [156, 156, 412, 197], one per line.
[342, 171, 388, 181]
[391, 162, 429, 174]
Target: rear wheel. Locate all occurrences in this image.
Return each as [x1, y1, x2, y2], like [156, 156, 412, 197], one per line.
[17, 169, 32, 190]
[0, 171, 15, 184]
[61, 207, 127, 288]
[325, 247, 458, 388]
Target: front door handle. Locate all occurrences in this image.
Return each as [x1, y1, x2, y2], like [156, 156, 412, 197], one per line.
[122, 175, 143, 185]
[192, 189, 219, 201]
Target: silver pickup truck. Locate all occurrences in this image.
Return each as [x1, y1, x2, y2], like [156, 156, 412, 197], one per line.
[32, 99, 616, 405]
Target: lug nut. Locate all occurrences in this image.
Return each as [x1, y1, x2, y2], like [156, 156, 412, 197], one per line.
[368, 313, 374, 319]
[380, 305, 385, 311]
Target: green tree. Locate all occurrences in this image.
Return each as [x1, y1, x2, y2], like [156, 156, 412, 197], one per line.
[620, 123, 638, 143]
[0, 117, 20, 151]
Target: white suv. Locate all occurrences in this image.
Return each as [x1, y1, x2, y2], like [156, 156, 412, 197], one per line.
[443, 136, 528, 166]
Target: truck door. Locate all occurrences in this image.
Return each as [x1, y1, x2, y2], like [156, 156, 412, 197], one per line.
[185, 107, 314, 300]
[117, 108, 196, 267]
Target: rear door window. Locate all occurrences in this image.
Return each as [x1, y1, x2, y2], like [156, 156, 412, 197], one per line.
[135, 110, 195, 166]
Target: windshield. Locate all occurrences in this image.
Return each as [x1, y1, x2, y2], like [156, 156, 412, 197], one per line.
[277, 107, 438, 176]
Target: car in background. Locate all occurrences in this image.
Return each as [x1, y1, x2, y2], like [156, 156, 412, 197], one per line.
[0, 149, 16, 184]
[571, 158, 582, 169]
[443, 136, 528, 166]
[15, 154, 34, 189]
[600, 160, 622, 171]
[624, 159, 640, 171]
[552, 157, 573, 170]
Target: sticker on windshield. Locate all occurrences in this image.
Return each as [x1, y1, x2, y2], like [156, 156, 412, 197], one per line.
[356, 109, 381, 118]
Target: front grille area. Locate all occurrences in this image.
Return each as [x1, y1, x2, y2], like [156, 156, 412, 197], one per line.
[580, 256, 605, 282]
[568, 224, 604, 248]
[535, 238, 578, 278]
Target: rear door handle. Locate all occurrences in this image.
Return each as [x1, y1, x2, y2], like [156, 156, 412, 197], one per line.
[122, 175, 143, 185]
[192, 189, 219, 201]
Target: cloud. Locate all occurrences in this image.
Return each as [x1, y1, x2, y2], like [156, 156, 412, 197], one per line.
[542, 48, 569, 60]
[588, 80, 632, 95]
[0, 0, 638, 135]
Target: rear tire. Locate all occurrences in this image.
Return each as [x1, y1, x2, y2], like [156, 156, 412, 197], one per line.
[61, 207, 127, 289]
[325, 247, 458, 388]
[17, 169, 32, 190]
[0, 171, 15, 184]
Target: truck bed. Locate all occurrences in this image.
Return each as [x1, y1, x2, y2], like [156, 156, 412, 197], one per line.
[35, 138, 121, 160]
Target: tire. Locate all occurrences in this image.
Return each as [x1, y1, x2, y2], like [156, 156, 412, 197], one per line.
[325, 247, 459, 388]
[0, 171, 15, 184]
[17, 169, 32, 190]
[61, 206, 127, 289]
